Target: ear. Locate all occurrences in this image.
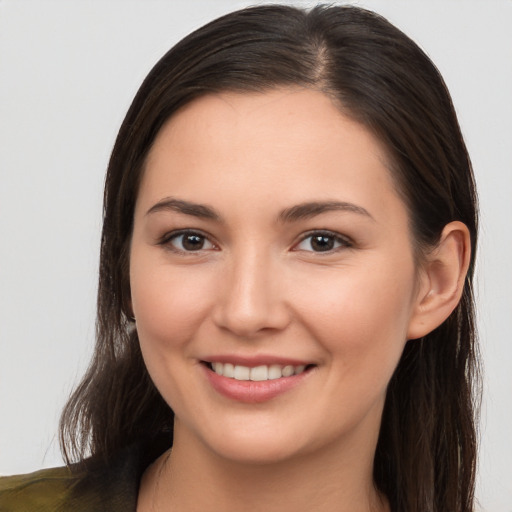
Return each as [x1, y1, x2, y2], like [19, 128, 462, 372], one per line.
[407, 221, 471, 340]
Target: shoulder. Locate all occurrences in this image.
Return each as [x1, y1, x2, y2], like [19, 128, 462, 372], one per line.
[0, 465, 81, 511]
[0, 445, 142, 512]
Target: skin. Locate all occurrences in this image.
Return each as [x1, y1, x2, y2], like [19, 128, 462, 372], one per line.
[130, 88, 470, 512]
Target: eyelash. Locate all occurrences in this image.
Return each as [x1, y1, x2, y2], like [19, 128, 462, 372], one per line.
[158, 229, 352, 254]
[159, 229, 217, 254]
[294, 230, 353, 253]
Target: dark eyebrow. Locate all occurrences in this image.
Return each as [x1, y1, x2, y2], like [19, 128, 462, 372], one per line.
[146, 197, 221, 221]
[278, 201, 374, 223]
[146, 198, 373, 224]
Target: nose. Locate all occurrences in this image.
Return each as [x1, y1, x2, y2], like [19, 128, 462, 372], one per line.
[212, 248, 291, 338]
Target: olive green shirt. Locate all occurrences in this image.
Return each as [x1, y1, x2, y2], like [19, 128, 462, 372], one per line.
[0, 444, 142, 511]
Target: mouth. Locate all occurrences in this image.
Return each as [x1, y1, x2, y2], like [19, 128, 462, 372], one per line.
[203, 361, 315, 381]
[200, 357, 317, 402]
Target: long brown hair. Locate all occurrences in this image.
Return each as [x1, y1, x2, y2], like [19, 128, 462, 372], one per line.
[59, 5, 480, 511]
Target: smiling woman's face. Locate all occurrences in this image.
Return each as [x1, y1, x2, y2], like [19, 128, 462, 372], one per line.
[130, 88, 424, 464]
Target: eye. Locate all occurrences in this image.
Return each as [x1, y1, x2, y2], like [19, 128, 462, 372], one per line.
[294, 231, 351, 253]
[162, 230, 215, 252]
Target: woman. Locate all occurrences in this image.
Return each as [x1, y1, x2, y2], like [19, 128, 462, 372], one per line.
[0, 4, 479, 511]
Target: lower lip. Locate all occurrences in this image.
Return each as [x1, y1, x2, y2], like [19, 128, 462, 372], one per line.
[202, 364, 312, 403]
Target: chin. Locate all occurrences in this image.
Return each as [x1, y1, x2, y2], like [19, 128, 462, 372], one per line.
[178, 417, 312, 466]
[209, 436, 306, 466]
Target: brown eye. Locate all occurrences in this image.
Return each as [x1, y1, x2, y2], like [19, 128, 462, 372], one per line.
[166, 231, 214, 252]
[295, 231, 351, 253]
[310, 235, 335, 251]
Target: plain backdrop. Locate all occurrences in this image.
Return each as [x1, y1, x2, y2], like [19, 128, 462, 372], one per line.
[0, 1, 511, 510]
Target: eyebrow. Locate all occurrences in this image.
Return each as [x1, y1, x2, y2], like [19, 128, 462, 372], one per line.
[146, 197, 374, 223]
[146, 198, 221, 221]
[277, 201, 374, 223]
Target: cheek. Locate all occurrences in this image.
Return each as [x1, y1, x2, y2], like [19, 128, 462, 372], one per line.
[292, 262, 416, 372]
[130, 257, 216, 351]
[291, 266, 416, 435]
[129, 256, 218, 410]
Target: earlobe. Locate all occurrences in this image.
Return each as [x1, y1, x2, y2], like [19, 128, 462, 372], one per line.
[407, 221, 471, 340]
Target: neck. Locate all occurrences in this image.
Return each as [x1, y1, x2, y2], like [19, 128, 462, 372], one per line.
[138, 421, 388, 512]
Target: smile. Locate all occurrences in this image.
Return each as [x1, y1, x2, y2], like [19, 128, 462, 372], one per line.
[209, 362, 308, 381]
[201, 359, 316, 403]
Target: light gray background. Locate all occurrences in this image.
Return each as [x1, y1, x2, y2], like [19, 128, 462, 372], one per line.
[0, 1, 511, 510]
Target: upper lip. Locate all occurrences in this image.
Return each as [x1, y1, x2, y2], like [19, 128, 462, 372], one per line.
[201, 355, 314, 367]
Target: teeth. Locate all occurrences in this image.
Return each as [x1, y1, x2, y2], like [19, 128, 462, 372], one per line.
[282, 365, 294, 377]
[250, 365, 268, 381]
[210, 362, 309, 381]
[212, 362, 223, 376]
[223, 363, 234, 378]
[234, 365, 250, 380]
[268, 364, 282, 379]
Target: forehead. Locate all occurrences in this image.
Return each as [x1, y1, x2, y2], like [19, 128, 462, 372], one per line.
[138, 88, 402, 221]
[147, 88, 387, 167]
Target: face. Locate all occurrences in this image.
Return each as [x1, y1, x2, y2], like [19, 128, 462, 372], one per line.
[130, 88, 423, 464]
